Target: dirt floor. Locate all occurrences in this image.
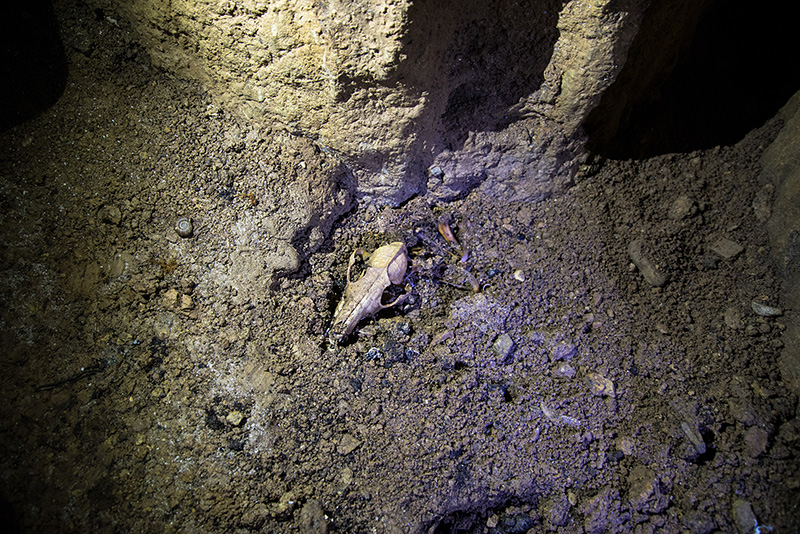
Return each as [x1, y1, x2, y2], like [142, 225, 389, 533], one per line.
[1, 3, 799, 534]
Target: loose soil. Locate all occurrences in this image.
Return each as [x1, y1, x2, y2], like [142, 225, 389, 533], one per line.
[1, 2, 798, 533]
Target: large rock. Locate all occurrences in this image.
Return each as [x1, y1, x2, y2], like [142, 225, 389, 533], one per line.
[82, 0, 648, 204]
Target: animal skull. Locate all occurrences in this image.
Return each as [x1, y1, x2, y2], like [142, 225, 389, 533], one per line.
[329, 241, 408, 343]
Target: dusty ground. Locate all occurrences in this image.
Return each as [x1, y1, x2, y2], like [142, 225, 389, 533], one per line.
[1, 3, 799, 534]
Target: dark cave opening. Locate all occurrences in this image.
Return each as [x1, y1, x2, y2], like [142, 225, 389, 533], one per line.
[584, 0, 800, 159]
[0, 1, 67, 131]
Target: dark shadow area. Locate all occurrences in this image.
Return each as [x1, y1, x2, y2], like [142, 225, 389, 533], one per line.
[584, 0, 800, 159]
[0, 1, 67, 131]
[396, 0, 563, 151]
[434, 1, 562, 150]
[0, 495, 21, 534]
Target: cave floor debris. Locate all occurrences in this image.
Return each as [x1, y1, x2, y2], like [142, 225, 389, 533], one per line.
[1, 2, 798, 534]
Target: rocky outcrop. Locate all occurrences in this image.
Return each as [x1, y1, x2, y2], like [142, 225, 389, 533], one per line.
[82, 0, 648, 204]
[762, 91, 800, 395]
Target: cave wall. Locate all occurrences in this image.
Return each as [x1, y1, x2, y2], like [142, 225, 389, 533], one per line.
[762, 91, 800, 396]
[78, 0, 648, 204]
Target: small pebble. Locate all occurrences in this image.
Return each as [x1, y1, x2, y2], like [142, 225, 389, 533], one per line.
[752, 184, 774, 223]
[586, 372, 615, 397]
[274, 492, 297, 520]
[225, 411, 244, 426]
[744, 426, 769, 458]
[699, 254, 720, 269]
[337, 434, 360, 455]
[180, 294, 194, 311]
[162, 288, 180, 309]
[709, 237, 743, 260]
[667, 195, 697, 220]
[680, 421, 706, 455]
[492, 333, 515, 362]
[98, 204, 122, 225]
[555, 362, 576, 378]
[550, 343, 577, 361]
[618, 437, 635, 455]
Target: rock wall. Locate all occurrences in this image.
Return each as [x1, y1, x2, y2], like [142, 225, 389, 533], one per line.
[762, 91, 800, 395]
[81, 0, 648, 204]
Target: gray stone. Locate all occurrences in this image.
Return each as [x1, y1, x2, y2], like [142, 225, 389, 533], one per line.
[751, 301, 782, 317]
[337, 434, 360, 455]
[628, 239, 669, 287]
[555, 362, 576, 379]
[667, 195, 697, 220]
[709, 237, 744, 260]
[731, 499, 757, 534]
[550, 343, 577, 362]
[492, 333, 515, 362]
[744, 426, 769, 458]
